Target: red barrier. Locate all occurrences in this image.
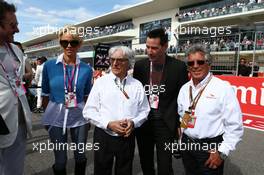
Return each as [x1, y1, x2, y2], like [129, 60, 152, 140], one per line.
[217, 76, 264, 131]
[218, 76, 264, 116]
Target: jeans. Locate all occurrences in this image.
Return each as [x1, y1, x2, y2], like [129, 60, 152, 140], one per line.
[46, 124, 89, 170]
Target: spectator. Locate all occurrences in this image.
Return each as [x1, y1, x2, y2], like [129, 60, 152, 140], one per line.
[238, 58, 251, 76]
[33, 56, 47, 113]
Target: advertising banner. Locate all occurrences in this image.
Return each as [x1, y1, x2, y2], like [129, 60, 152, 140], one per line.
[218, 76, 264, 131]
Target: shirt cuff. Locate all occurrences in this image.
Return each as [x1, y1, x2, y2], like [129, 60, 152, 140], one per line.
[101, 119, 110, 130]
[41, 92, 50, 96]
[218, 142, 230, 156]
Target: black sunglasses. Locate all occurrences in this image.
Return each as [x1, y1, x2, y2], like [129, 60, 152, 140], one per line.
[110, 58, 128, 64]
[187, 60, 207, 67]
[60, 40, 80, 48]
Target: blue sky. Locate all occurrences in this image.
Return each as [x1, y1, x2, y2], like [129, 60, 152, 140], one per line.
[6, 0, 147, 42]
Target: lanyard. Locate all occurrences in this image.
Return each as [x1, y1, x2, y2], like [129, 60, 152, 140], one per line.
[0, 43, 22, 96]
[1, 43, 20, 78]
[63, 62, 80, 94]
[114, 78, 129, 99]
[188, 75, 213, 111]
[0, 61, 19, 79]
[149, 61, 164, 93]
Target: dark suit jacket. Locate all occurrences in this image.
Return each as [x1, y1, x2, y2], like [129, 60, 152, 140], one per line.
[133, 55, 188, 136]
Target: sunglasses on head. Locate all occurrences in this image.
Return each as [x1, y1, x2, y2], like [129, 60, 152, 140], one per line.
[187, 60, 207, 67]
[60, 40, 80, 48]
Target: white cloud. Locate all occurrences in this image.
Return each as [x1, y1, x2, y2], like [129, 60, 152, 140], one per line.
[16, 6, 96, 41]
[22, 6, 61, 25]
[24, 6, 43, 14]
[49, 7, 94, 22]
[112, 0, 149, 11]
[7, 0, 23, 5]
[21, 6, 95, 26]
[113, 4, 132, 11]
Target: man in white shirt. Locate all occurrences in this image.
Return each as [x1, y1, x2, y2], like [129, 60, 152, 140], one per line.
[83, 46, 150, 175]
[177, 44, 243, 175]
[33, 56, 47, 113]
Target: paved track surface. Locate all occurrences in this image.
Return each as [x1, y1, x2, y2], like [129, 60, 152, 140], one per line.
[25, 113, 264, 175]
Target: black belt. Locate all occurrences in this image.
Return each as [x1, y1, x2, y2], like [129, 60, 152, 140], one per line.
[183, 133, 223, 143]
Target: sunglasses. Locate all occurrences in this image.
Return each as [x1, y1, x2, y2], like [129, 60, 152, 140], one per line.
[60, 40, 80, 48]
[187, 60, 207, 67]
[110, 58, 128, 64]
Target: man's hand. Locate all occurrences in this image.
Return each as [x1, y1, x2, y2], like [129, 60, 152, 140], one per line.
[107, 119, 134, 137]
[121, 119, 134, 137]
[107, 120, 126, 135]
[124, 119, 134, 137]
[205, 150, 223, 169]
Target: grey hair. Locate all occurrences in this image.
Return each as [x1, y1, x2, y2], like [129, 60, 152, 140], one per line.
[108, 45, 135, 68]
[185, 44, 212, 65]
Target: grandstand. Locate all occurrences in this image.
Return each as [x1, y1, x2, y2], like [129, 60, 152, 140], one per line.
[22, 0, 264, 77]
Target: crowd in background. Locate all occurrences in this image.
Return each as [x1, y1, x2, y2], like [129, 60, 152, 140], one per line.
[178, 0, 264, 22]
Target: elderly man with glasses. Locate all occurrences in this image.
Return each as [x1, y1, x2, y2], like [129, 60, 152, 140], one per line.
[83, 45, 150, 175]
[177, 44, 244, 175]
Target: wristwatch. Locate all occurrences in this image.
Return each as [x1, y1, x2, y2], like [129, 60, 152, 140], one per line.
[219, 151, 228, 160]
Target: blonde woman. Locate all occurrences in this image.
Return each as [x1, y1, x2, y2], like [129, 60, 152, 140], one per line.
[41, 26, 93, 175]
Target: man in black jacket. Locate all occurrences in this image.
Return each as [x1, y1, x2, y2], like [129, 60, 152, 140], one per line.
[133, 28, 188, 175]
[238, 58, 250, 76]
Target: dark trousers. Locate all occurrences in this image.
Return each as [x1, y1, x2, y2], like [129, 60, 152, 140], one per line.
[47, 124, 89, 170]
[93, 127, 135, 175]
[181, 133, 224, 175]
[136, 116, 174, 175]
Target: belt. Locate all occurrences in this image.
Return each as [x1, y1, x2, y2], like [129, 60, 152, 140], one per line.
[183, 133, 223, 143]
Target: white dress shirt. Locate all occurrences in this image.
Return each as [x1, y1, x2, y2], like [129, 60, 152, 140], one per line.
[34, 64, 44, 87]
[83, 72, 150, 136]
[177, 73, 244, 156]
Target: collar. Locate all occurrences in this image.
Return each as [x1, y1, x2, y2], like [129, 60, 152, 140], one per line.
[56, 53, 81, 65]
[0, 44, 21, 63]
[149, 55, 168, 65]
[190, 72, 212, 89]
[109, 71, 130, 83]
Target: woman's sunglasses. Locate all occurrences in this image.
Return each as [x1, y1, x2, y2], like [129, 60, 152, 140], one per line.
[60, 40, 80, 48]
[187, 60, 207, 67]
